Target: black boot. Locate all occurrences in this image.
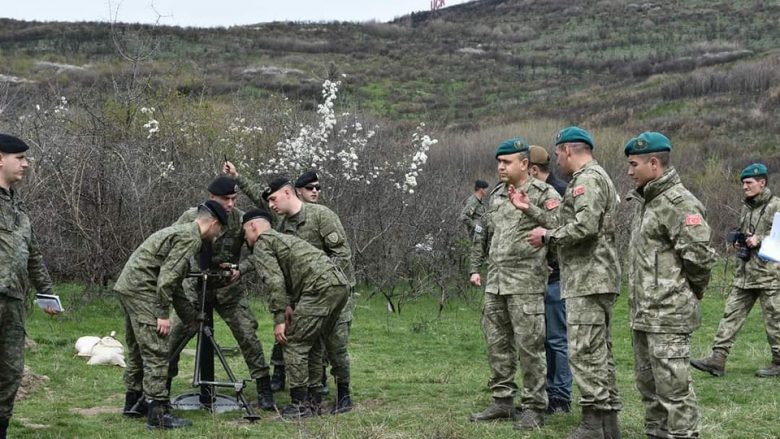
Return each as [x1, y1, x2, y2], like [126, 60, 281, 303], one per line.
[256, 377, 277, 411]
[331, 381, 353, 414]
[320, 366, 329, 396]
[146, 400, 192, 430]
[307, 386, 323, 416]
[122, 391, 143, 418]
[270, 365, 286, 392]
[124, 392, 148, 418]
[280, 387, 314, 419]
[0, 417, 9, 439]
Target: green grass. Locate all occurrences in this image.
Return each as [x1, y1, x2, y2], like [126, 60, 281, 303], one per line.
[12, 277, 780, 438]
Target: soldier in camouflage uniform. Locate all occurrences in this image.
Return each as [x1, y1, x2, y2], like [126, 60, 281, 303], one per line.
[459, 179, 489, 238]
[691, 163, 780, 378]
[529, 127, 622, 439]
[115, 201, 226, 430]
[468, 138, 561, 430]
[165, 177, 275, 413]
[625, 132, 717, 439]
[226, 162, 356, 413]
[241, 208, 349, 419]
[0, 134, 59, 439]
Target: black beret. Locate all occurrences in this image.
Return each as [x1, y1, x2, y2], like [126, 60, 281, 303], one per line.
[262, 177, 292, 202]
[0, 134, 30, 154]
[201, 200, 228, 225]
[207, 176, 238, 196]
[475, 180, 489, 190]
[295, 170, 319, 188]
[242, 208, 273, 225]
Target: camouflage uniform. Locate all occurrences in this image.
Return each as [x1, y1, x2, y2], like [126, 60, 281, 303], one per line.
[459, 193, 486, 237]
[627, 168, 717, 438]
[239, 176, 355, 385]
[115, 223, 201, 400]
[710, 188, 780, 363]
[546, 160, 622, 412]
[470, 179, 561, 410]
[167, 207, 270, 382]
[0, 187, 53, 420]
[247, 229, 349, 389]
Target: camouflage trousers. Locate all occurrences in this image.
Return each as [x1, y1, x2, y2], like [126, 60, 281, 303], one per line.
[0, 295, 25, 419]
[120, 297, 170, 400]
[482, 292, 547, 410]
[712, 287, 780, 362]
[284, 285, 349, 389]
[633, 330, 699, 439]
[272, 293, 353, 385]
[566, 293, 622, 411]
[167, 292, 270, 380]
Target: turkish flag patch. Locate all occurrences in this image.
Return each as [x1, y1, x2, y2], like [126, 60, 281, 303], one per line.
[573, 185, 585, 197]
[545, 199, 560, 210]
[685, 214, 702, 226]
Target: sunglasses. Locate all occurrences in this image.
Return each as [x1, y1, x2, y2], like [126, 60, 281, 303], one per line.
[304, 184, 321, 191]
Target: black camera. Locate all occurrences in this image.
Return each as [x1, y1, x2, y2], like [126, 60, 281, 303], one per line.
[727, 229, 751, 262]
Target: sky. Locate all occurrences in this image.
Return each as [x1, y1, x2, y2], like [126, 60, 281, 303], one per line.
[2, 0, 473, 27]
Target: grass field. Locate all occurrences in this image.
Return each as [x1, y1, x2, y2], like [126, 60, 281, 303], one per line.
[12, 272, 780, 439]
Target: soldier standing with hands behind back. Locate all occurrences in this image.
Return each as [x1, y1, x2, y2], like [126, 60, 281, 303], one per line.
[625, 132, 716, 439]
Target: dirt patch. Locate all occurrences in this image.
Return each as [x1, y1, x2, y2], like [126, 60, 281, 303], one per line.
[24, 337, 38, 351]
[16, 418, 49, 430]
[70, 406, 121, 416]
[14, 366, 49, 401]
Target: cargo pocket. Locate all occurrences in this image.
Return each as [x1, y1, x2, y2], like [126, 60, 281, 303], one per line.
[653, 340, 690, 359]
[566, 297, 606, 325]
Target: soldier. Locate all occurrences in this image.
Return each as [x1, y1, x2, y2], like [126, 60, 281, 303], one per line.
[528, 145, 572, 414]
[115, 200, 226, 430]
[295, 170, 321, 203]
[0, 134, 60, 439]
[241, 208, 349, 418]
[528, 126, 622, 439]
[459, 179, 489, 238]
[165, 176, 275, 413]
[691, 163, 780, 378]
[625, 132, 717, 439]
[225, 162, 356, 413]
[468, 138, 561, 430]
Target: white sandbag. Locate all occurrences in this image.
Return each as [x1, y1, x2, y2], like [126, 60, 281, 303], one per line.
[74, 336, 100, 357]
[86, 350, 126, 368]
[91, 331, 124, 356]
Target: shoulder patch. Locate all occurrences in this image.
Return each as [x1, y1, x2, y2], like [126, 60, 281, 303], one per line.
[474, 223, 483, 234]
[326, 231, 341, 245]
[573, 185, 585, 197]
[685, 214, 703, 226]
[545, 198, 560, 210]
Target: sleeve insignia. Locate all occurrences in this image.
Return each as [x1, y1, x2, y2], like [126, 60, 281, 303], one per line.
[573, 185, 586, 197]
[685, 214, 702, 226]
[545, 199, 560, 210]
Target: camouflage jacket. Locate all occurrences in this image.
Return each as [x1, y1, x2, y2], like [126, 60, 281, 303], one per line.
[237, 175, 356, 287]
[0, 187, 53, 300]
[248, 229, 348, 325]
[626, 168, 717, 334]
[459, 194, 485, 236]
[548, 160, 621, 298]
[470, 179, 561, 295]
[733, 188, 780, 289]
[114, 222, 201, 322]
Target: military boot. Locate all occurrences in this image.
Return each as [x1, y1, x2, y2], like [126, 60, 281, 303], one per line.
[565, 407, 605, 439]
[546, 397, 572, 415]
[145, 400, 192, 430]
[122, 391, 144, 418]
[307, 386, 323, 416]
[270, 365, 286, 392]
[690, 350, 726, 377]
[469, 397, 515, 422]
[125, 393, 149, 418]
[280, 387, 314, 419]
[603, 410, 621, 439]
[331, 381, 353, 414]
[512, 409, 545, 430]
[755, 361, 780, 377]
[0, 417, 9, 439]
[257, 377, 277, 411]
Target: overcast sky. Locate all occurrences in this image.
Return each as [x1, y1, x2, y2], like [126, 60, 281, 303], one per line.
[2, 1, 473, 27]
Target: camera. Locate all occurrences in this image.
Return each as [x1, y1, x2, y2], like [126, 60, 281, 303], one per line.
[726, 229, 751, 262]
[219, 263, 239, 278]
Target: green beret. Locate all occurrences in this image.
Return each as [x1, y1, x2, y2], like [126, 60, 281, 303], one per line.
[555, 126, 594, 149]
[623, 131, 672, 156]
[495, 137, 529, 159]
[740, 163, 768, 181]
[0, 133, 30, 154]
